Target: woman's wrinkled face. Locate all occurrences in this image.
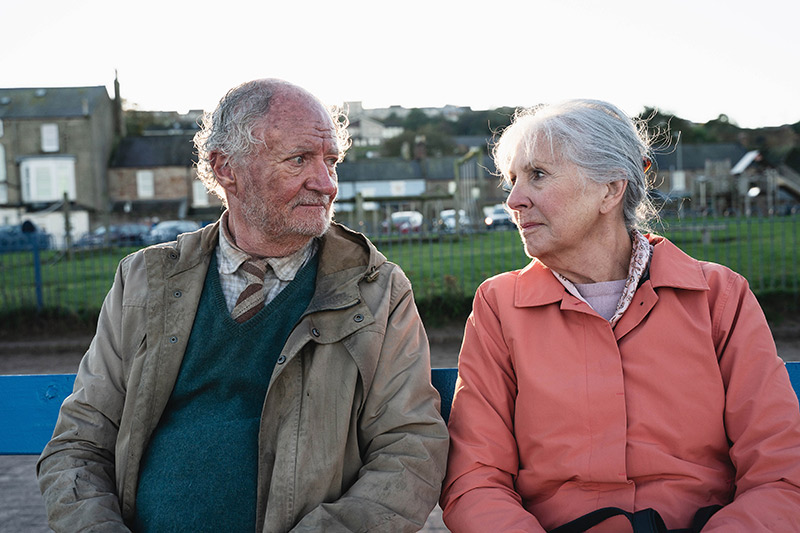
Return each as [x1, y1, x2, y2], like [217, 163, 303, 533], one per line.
[505, 140, 608, 264]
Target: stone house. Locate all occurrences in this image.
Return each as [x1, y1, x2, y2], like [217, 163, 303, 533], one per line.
[0, 86, 115, 243]
[108, 134, 222, 225]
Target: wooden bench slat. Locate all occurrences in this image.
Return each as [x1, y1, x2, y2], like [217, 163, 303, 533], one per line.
[3, 363, 799, 454]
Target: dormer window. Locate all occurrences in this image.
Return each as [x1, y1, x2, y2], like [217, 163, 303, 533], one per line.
[41, 123, 59, 152]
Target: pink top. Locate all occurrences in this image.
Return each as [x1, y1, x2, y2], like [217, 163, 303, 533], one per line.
[441, 235, 800, 532]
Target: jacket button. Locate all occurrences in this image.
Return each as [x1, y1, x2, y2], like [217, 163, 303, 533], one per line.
[169, 336, 178, 344]
[174, 290, 182, 298]
[311, 328, 320, 337]
[354, 314, 364, 323]
[277, 355, 287, 364]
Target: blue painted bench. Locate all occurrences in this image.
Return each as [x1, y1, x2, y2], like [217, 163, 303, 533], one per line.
[2, 364, 799, 455]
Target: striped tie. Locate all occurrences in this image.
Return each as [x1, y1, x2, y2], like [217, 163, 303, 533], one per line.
[231, 258, 269, 323]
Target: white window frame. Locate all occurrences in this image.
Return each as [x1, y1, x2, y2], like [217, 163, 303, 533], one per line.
[671, 170, 687, 192]
[192, 179, 209, 207]
[0, 144, 6, 203]
[136, 170, 155, 199]
[41, 123, 60, 152]
[20, 157, 76, 203]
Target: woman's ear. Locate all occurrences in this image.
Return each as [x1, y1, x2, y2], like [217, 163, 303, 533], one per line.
[210, 152, 237, 196]
[600, 179, 628, 214]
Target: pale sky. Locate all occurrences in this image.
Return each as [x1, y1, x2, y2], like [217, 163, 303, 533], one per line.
[2, 0, 798, 128]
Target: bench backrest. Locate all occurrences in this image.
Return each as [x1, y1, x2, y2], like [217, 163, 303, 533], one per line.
[3, 363, 800, 455]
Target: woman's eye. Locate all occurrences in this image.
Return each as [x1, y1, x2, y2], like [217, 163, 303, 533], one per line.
[531, 169, 545, 180]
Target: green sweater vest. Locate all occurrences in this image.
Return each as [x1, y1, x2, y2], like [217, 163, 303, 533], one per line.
[132, 253, 317, 532]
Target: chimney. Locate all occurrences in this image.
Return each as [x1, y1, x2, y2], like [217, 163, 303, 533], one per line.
[114, 70, 126, 137]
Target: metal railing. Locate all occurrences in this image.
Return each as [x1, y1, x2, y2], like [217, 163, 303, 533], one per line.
[1, 215, 798, 314]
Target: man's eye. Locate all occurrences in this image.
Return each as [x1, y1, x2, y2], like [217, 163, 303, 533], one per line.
[291, 155, 305, 164]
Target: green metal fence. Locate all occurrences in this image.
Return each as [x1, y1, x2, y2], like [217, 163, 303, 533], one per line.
[1, 215, 798, 314]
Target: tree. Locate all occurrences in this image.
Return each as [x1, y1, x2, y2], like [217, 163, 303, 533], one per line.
[453, 107, 515, 136]
[403, 108, 433, 131]
[381, 123, 455, 158]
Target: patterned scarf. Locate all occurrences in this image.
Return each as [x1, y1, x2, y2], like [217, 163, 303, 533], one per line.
[552, 230, 653, 326]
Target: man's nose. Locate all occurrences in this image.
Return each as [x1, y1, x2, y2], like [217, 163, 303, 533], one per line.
[307, 159, 338, 196]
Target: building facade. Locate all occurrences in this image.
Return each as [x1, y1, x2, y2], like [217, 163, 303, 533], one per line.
[0, 86, 115, 242]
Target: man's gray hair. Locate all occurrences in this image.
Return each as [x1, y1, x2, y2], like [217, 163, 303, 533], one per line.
[194, 79, 351, 203]
[493, 99, 658, 231]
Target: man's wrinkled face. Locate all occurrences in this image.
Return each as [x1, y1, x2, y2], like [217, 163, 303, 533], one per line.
[233, 95, 340, 243]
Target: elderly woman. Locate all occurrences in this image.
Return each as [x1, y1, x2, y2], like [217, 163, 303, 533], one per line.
[440, 100, 800, 532]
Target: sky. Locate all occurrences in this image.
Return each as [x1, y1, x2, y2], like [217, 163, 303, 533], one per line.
[2, 0, 799, 128]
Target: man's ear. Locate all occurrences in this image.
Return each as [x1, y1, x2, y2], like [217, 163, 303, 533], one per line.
[210, 152, 237, 196]
[600, 179, 628, 214]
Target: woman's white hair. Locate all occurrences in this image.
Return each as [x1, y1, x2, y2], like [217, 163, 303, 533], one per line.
[193, 79, 351, 205]
[493, 99, 658, 231]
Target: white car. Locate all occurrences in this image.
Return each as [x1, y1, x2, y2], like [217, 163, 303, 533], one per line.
[439, 209, 471, 232]
[484, 205, 514, 230]
[382, 211, 423, 234]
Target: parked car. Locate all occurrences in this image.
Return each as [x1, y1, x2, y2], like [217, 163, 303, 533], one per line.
[484, 205, 515, 230]
[438, 209, 471, 233]
[75, 224, 150, 248]
[0, 222, 52, 252]
[145, 220, 201, 245]
[381, 211, 423, 234]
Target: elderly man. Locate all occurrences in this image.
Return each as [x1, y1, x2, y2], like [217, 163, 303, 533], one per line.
[37, 79, 449, 532]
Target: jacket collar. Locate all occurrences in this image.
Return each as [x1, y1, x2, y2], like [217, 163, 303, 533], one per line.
[645, 234, 709, 291]
[513, 234, 709, 308]
[142, 220, 219, 280]
[303, 223, 386, 314]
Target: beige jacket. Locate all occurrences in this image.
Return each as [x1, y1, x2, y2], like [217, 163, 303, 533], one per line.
[38, 221, 449, 532]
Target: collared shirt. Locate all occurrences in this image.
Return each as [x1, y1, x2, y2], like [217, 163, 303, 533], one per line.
[216, 212, 317, 313]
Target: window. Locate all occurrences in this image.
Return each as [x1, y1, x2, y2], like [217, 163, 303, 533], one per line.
[671, 170, 686, 192]
[136, 170, 155, 199]
[192, 179, 209, 207]
[20, 158, 76, 202]
[41, 123, 59, 152]
[0, 144, 6, 203]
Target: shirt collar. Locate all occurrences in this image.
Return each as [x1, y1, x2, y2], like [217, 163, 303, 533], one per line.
[217, 211, 317, 281]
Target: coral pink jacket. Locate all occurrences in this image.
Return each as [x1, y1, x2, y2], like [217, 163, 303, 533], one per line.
[441, 235, 800, 532]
